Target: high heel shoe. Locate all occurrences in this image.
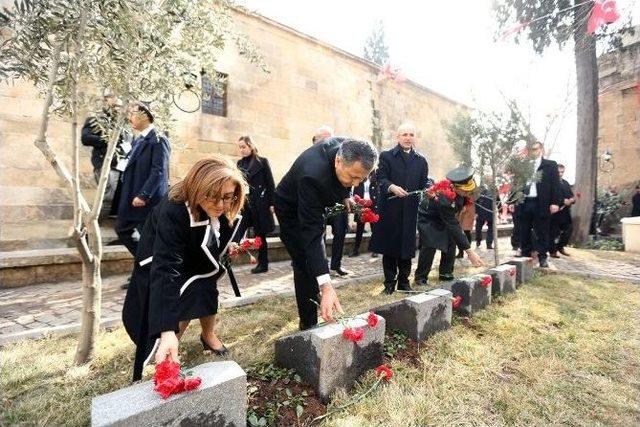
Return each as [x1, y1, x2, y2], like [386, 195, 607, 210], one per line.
[200, 335, 229, 356]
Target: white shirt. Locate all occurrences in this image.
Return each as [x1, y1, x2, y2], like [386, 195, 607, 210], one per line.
[138, 124, 155, 138]
[528, 156, 542, 198]
[210, 217, 220, 247]
[364, 179, 371, 200]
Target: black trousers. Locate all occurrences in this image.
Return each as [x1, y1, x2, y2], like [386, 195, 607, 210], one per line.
[353, 221, 365, 253]
[276, 212, 323, 329]
[255, 231, 269, 267]
[416, 242, 456, 280]
[475, 216, 494, 247]
[519, 198, 551, 261]
[511, 215, 521, 250]
[327, 213, 347, 269]
[382, 255, 411, 288]
[550, 216, 572, 252]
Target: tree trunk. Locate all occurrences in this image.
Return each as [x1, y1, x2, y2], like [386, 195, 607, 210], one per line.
[572, 3, 599, 244]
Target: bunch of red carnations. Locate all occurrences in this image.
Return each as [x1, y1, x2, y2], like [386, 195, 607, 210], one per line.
[227, 237, 263, 264]
[153, 359, 202, 399]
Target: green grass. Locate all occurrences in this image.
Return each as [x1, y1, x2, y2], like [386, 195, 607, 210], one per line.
[2, 274, 639, 426]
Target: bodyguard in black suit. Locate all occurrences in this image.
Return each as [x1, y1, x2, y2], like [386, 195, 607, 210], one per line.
[236, 136, 276, 273]
[369, 123, 429, 294]
[520, 141, 562, 267]
[116, 102, 170, 256]
[275, 138, 377, 329]
[550, 164, 575, 257]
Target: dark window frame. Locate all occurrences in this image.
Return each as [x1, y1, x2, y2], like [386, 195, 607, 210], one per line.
[201, 71, 228, 117]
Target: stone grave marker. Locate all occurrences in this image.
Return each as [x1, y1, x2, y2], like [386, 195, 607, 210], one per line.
[487, 264, 518, 295]
[274, 312, 385, 400]
[91, 361, 246, 427]
[372, 288, 452, 341]
[451, 275, 492, 316]
[506, 257, 534, 285]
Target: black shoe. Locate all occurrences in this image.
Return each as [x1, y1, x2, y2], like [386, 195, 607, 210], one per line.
[331, 267, 350, 276]
[120, 275, 132, 290]
[415, 278, 429, 286]
[486, 246, 493, 250]
[382, 283, 395, 295]
[299, 321, 315, 331]
[456, 252, 464, 259]
[439, 274, 455, 281]
[397, 283, 412, 292]
[200, 335, 229, 356]
[558, 248, 570, 256]
[251, 265, 268, 274]
[371, 252, 379, 258]
[550, 252, 560, 259]
[539, 259, 549, 268]
[348, 251, 360, 257]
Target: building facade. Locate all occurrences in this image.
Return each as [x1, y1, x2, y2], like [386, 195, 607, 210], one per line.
[0, 10, 467, 251]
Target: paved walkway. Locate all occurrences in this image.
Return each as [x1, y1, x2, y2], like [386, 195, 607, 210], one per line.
[1, 238, 639, 344]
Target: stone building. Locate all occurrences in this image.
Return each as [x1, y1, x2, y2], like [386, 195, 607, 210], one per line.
[0, 9, 467, 251]
[597, 28, 640, 194]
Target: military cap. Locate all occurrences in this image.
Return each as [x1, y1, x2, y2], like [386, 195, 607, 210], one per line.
[446, 165, 476, 192]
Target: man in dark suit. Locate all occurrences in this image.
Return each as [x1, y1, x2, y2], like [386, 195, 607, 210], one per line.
[274, 137, 377, 330]
[116, 102, 171, 272]
[550, 164, 575, 257]
[369, 123, 429, 294]
[520, 141, 562, 268]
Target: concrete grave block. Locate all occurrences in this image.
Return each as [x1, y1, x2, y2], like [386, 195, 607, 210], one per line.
[372, 288, 452, 341]
[275, 312, 385, 400]
[487, 264, 518, 295]
[451, 275, 492, 316]
[91, 361, 246, 427]
[506, 257, 534, 285]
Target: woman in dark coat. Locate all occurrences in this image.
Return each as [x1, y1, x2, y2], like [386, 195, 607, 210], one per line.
[236, 135, 276, 273]
[122, 157, 247, 381]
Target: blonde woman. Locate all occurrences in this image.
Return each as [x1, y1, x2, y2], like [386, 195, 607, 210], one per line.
[123, 156, 247, 381]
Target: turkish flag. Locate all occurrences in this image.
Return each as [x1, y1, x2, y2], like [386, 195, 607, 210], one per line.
[587, 0, 620, 33]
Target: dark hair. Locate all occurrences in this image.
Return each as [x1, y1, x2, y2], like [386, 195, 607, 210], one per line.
[132, 101, 154, 123]
[238, 135, 258, 156]
[337, 138, 378, 171]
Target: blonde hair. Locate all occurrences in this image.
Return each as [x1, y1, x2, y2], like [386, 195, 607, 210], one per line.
[169, 156, 247, 222]
[238, 135, 258, 156]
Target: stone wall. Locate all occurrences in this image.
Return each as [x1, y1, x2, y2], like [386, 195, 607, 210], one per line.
[0, 9, 467, 251]
[597, 32, 640, 199]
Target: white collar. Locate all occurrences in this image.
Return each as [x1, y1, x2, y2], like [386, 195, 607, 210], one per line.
[138, 124, 155, 138]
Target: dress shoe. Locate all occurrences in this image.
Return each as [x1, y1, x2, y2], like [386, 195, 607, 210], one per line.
[397, 283, 412, 292]
[200, 335, 229, 356]
[251, 265, 268, 274]
[371, 252, 379, 258]
[414, 278, 429, 287]
[486, 246, 493, 250]
[382, 283, 395, 295]
[120, 275, 132, 290]
[539, 259, 549, 268]
[331, 267, 351, 276]
[348, 251, 360, 258]
[558, 248, 570, 256]
[456, 252, 464, 259]
[439, 273, 455, 281]
[550, 252, 560, 259]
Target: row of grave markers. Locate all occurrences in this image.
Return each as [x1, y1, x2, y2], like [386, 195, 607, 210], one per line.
[91, 257, 535, 426]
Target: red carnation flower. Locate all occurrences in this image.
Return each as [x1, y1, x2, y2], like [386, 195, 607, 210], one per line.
[479, 275, 492, 288]
[361, 208, 379, 223]
[252, 236, 263, 249]
[154, 376, 185, 399]
[452, 295, 463, 309]
[375, 364, 394, 381]
[342, 327, 365, 342]
[154, 359, 181, 385]
[184, 377, 202, 391]
[240, 239, 252, 250]
[367, 311, 379, 328]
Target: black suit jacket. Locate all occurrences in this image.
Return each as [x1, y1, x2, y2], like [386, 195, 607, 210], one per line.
[274, 138, 350, 277]
[117, 128, 171, 226]
[352, 171, 379, 211]
[527, 158, 562, 217]
[418, 193, 469, 252]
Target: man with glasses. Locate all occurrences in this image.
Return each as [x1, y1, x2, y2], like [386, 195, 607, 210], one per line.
[116, 102, 171, 288]
[369, 123, 429, 294]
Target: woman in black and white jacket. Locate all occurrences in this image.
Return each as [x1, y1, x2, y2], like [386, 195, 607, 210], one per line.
[123, 156, 247, 381]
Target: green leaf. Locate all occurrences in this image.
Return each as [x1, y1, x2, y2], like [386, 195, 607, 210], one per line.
[296, 404, 304, 418]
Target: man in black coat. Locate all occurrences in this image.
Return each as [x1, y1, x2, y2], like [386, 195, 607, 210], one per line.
[475, 181, 496, 249]
[520, 141, 562, 267]
[275, 137, 377, 329]
[369, 123, 429, 294]
[116, 102, 171, 259]
[550, 164, 575, 257]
